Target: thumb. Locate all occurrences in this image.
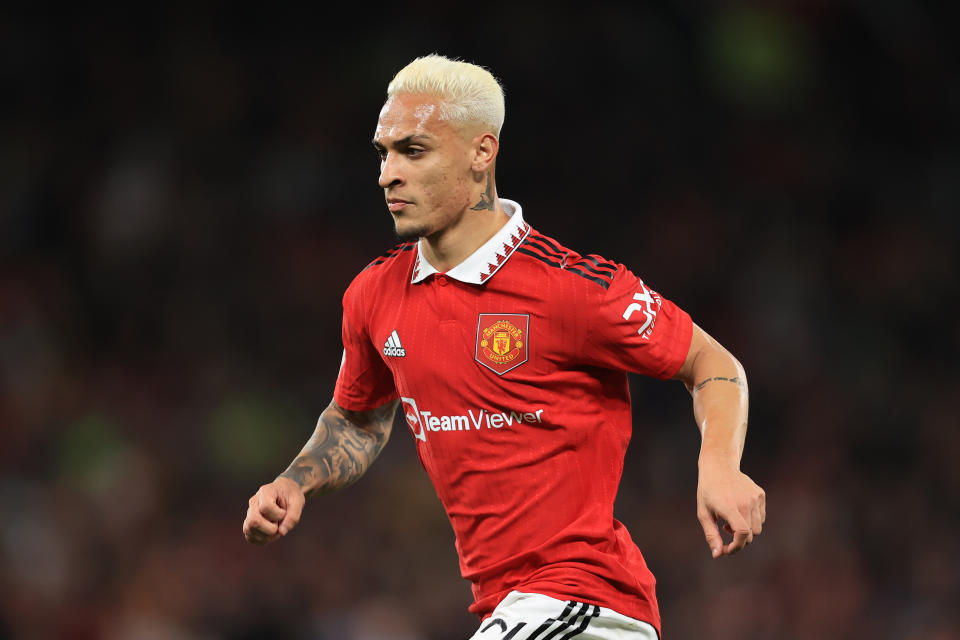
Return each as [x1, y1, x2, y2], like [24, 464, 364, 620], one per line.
[698, 509, 723, 558]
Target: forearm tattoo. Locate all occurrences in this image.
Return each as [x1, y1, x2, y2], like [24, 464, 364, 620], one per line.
[469, 172, 495, 211]
[280, 402, 395, 497]
[693, 376, 749, 394]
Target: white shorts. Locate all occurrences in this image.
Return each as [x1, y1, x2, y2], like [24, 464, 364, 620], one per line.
[467, 591, 659, 640]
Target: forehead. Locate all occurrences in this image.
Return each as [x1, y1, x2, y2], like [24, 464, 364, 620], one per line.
[374, 93, 452, 143]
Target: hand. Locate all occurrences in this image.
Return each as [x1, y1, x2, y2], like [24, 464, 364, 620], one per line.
[242, 477, 305, 545]
[696, 456, 765, 558]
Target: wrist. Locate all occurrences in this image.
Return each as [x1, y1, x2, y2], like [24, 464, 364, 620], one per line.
[698, 447, 741, 471]
[276, 473, 309, 496]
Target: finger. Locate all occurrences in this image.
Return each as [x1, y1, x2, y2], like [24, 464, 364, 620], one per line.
[242, 500, 257, 539]
[243, 506, 280, 541]
[751, 500, 763, 536]
[244, 517, 278, 539]
[722, 519, 753, 555]
[244, 525, 266, 545]
[723, 530, 749, 555]
[244, 520, 279, 545]
[258, 491, 287, 523]
[697, 509, 724, 559]
[247, 529, 275, 546]
[278, 493, 304, 536]
[759, 489, 766, 524]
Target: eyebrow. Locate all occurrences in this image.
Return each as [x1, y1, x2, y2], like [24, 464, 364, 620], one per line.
[372, 134, 433, 148]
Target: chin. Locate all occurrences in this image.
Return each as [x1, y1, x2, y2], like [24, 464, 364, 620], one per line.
[394, 221, 430, 241]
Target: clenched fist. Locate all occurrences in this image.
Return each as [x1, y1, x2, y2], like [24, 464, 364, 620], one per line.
[243, 477, 305, 545]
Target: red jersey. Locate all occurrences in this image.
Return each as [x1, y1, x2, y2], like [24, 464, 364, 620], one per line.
[334, 200, 692, 635]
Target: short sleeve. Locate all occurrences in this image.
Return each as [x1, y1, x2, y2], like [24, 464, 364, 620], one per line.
[582, 265, 693, 379]
[333, 281, 398, 411]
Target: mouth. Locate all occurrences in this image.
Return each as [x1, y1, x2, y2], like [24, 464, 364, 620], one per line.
[387, 199, 412, 213]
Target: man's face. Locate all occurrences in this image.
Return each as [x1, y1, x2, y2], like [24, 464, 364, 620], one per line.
[373, 93, 476, 239]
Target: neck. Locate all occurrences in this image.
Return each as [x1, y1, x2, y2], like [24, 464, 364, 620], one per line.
[421, 197, 509, 272]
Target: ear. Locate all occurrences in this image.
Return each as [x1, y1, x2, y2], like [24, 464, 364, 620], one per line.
[470, 133, 499, 173]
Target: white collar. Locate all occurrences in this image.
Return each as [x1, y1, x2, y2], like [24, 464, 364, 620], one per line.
[411, 199, 530, 285]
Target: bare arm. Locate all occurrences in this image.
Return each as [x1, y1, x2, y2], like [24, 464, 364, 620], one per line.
[242, 398, 398, 545]
[673, 323, 765, 558]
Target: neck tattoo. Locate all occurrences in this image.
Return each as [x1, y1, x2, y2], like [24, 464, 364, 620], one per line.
[470, 173, 495, 211]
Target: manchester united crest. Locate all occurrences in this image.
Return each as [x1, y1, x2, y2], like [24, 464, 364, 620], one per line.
[475, 313, 529, 375]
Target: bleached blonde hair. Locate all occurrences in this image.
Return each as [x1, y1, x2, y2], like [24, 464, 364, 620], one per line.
[387, 54, 505, 137]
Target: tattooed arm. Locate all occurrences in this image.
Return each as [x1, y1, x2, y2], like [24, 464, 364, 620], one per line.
[242, 399, 398, 546]
[281, 399, 397, 496]
[672, 323, 766, 558]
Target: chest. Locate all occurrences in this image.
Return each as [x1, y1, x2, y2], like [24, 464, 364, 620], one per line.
[366, 273, 593, 396]
[361, 270, 632, 470]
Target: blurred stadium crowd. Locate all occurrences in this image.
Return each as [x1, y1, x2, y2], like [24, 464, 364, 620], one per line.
[1, 3, 957, 639]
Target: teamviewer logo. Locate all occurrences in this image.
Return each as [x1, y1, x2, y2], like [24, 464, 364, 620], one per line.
[400, 397, 425, 441]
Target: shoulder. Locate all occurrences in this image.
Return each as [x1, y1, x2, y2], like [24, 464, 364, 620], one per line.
[361, 240, 418, 272]
[344, 240, 417, 303]
[515, 228, 620, 292]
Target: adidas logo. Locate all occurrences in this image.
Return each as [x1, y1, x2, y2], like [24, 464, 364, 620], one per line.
[383, 330, 406, 357]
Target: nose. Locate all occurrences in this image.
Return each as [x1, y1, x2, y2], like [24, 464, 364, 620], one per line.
[378, 152, 403, 189]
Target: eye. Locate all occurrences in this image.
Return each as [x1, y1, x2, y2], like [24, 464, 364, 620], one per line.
[405, 147, 425, 157]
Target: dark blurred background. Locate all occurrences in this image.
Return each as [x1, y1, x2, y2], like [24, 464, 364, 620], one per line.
[1, 3, 957, 639]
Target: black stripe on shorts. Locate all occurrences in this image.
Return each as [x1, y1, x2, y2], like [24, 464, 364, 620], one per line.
[526, 601, 577, 640]
[558, 605, 600, 640]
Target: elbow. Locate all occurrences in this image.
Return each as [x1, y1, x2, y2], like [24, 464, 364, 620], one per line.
[730, 351, 746, 379]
